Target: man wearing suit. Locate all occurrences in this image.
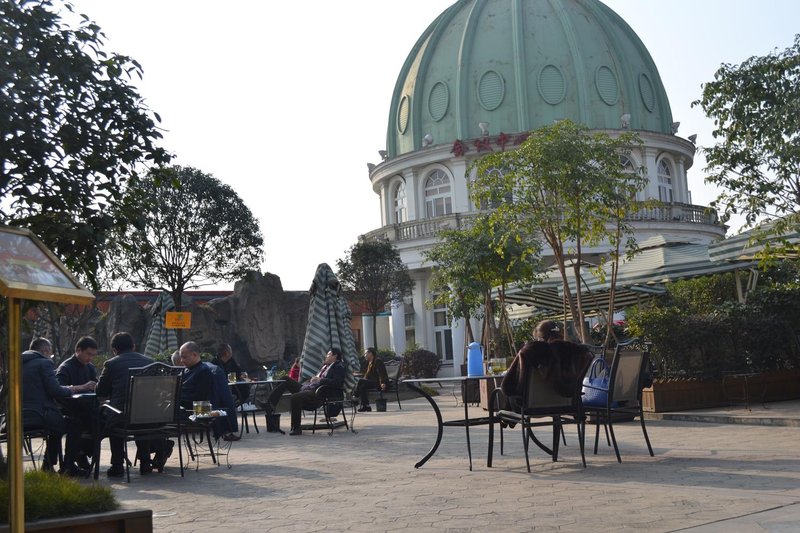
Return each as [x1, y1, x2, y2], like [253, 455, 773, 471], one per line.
[95, 332, 156, 477]
[265, 348, 346, 436]
[352, 347, 389, 412]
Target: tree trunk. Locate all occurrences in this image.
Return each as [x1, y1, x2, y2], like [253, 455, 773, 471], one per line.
[371, 312, 379, 350]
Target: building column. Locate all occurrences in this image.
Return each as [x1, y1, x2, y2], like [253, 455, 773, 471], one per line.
[643, 147, 659, 200]
[403, 168, 419, 220]
[451, 159, 470, 212]
[362, 315, 375, 350]
[451, 318, 467, 376]
[390, 302, 406, 356]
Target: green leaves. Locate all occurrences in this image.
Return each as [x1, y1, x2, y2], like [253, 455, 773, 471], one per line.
[694, 34, 800, 250]
[0, 0, 171, 289]
[110, 165, 264, 308]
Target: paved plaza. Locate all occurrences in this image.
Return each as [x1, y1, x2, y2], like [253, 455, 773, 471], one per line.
[94, 391, 799, 532]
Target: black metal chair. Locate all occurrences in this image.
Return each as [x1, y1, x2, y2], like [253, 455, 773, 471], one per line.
[96, 362, 185, 482]
[488, 363, 588, 472]
[303, 384, 357, 436]
[582, 338, 655, 463]
[372, 360, 404, 410]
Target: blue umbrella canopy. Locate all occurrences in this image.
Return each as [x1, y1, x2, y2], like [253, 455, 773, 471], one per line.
[144, 291, 178, 359]
[299, 264, 358, 391]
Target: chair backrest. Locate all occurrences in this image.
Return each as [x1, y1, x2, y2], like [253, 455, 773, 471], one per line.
[385, 360, 402, 383]
[126, 363, 183, 426]
[522, 369, 574, 409]
[608, 338, 651, 405]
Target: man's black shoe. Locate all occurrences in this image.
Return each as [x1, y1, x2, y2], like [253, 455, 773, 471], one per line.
[155, 440, 175, 472]
[357, 405, 372, 412]
[77, 454, 92, 470]
[106, 465, 125, 478]
[140, 461, 153, 475]
[222, 432, 241, 442]
[289, 428, 302, 436]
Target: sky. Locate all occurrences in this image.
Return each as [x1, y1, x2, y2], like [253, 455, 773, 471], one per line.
[66, 0, 800, 292]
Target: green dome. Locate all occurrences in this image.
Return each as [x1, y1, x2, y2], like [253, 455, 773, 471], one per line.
[387, 0, 674, 157]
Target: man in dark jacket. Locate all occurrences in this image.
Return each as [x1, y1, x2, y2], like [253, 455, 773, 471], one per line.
[178, 341, 213, 410]
[95, 332, 156, 477]
[55, 336, 99, 474]
[352, 347, 389, 412]
[22, 337, 94, 473]
[210, 343, 249, 404]
[264, 348, 346, 436]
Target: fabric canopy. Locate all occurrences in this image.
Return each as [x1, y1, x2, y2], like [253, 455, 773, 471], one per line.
[299, 263, 358, 392]
[708, 226, 800, 262]
[143, 291, 178, 358]
[503, 238, 757, 319]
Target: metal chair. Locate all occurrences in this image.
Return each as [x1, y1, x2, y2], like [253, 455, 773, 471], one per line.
[303, 385, 357, 436]
[97, 362, 185, 482]
[488, 344, 591, 472]
[373, 360, 404, 410]
[582, 338, 655, 462]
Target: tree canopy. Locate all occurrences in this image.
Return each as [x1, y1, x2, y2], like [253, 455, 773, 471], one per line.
[0, 0, 171, 288]
[111, 166, 264, 309]
[336, 240, 413, 347]
[424, 213, 541, 356]
[470, 120, 646, 342]
[693, 35, 800, 254]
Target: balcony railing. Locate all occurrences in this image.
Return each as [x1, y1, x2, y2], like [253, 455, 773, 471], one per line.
[362, 202, 720, 243]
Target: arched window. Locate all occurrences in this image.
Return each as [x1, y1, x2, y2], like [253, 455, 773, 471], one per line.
[394, 181, 407, 223]
[424, 169, 453, 218]
[657, 159, 673, 202]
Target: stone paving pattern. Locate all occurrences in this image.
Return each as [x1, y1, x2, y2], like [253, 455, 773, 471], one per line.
[90, 391, 799, 532]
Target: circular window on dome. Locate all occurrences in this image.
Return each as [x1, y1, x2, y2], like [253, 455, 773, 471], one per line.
[639, 73, 655, 112]
[595, 66, 619, 106]
[428, 82, 449, 122]
[477, 70, 505, 111]
[397, 95, 410, 134]
[538, 64, 566, 105]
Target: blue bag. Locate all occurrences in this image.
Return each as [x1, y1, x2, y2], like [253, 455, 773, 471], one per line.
[581, 357, 610, 407]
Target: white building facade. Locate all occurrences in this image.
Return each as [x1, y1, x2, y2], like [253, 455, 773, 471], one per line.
[363, 0, 725, 375]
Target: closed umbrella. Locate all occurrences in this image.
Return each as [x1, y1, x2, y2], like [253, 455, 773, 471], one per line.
[144, 291, 178, 359]
[299, 264, 358, 392]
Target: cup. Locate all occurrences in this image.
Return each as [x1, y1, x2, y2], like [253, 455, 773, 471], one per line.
[241, 371, 248, 381]
[228, 372, 236, 383]
[193, 401, 211, 415]
[267, 370, 274, 381]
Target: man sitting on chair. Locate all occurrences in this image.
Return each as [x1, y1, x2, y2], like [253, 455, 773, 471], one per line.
[352, 347, 388, 412]
[264, 348, 345, 436]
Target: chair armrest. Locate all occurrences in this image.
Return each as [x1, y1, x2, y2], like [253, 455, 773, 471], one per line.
[315, 385, 345, 400]
[100, 404, 122, 416]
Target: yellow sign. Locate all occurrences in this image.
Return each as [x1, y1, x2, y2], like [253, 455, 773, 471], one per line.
[166, 311, 192, 329]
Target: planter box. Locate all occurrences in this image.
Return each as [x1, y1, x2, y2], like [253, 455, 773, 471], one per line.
[642, 379, 727, 413]
[642, 370, 800, 413]
[0, 509, 152, 533]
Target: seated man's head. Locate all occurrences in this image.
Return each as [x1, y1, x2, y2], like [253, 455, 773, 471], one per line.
[180, 342, 202, 367]
[217, 343, 232, 362]
[110, 332, 135, 355]
[75, 336, 98, 365]
[364, 347, 377, 362]
[325, 348, 343, 365]
[29, 337, 52, 357]
[534, 320, 563, 342]
[171, 350, 182, 366]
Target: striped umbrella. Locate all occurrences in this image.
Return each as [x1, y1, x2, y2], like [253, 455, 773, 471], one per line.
[144, 291, 178, 359]
[299, 263, 358, 392]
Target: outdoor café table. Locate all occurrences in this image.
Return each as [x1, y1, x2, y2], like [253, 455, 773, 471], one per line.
[402, 375, 502, 471]
[229, 379, 284, 434]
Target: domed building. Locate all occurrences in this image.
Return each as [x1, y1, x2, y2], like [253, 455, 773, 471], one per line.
[362, 0, 724, 374]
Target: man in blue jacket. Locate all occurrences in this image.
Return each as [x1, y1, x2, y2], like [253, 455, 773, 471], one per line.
[22, 337, 94, 474]
[95, 332, 156, 477]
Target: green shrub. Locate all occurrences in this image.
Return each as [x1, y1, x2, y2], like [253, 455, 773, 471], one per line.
[0, 470, 118, 523]
[402, 348, 440, 378]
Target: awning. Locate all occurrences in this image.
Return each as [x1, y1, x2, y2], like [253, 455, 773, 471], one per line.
[502, 239, 757, 319]
[708, 226, 800, 262]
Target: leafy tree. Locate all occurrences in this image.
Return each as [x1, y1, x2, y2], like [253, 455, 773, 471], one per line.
[336, 240, 414, 346]
[111, 166, 264, 313]
[693, 35, 800, 256]
[424, 214, 541, 358]
[470, 120, 646, 343]
[0, 0, 171, 288]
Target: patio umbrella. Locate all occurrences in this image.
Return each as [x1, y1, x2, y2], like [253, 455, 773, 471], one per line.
[144, 291, 178, 359]
[299, 263, 358, 392]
